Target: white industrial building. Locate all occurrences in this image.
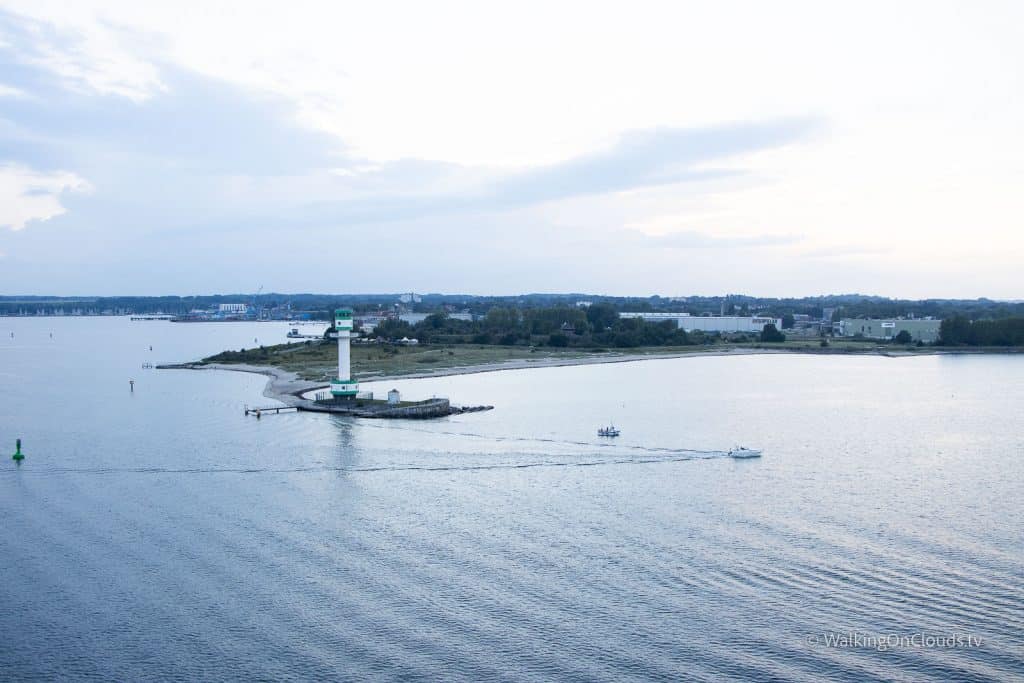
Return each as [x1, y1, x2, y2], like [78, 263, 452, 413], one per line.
[217, 303, 247, 314]
[837, 318, 941, 342]
[354, 313, 389, 331]
[355, 311, 474, 330]
[399, 312, 473, 325]
[620, 312, 782, 333]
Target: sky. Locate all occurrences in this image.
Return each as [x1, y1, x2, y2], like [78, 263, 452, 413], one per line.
[0, 0, 1021, 298]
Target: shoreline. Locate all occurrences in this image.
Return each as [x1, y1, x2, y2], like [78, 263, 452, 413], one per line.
[158, 346, 1015, 405]
[158, 362, 321, 405]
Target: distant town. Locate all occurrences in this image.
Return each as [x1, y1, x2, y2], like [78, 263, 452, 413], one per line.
[5, 291, 1021, 349]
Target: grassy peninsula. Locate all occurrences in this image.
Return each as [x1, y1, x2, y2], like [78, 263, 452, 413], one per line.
[196, 304, 1024, 383]
[201, 337, 944, 383]
[205, 340, 606, 381]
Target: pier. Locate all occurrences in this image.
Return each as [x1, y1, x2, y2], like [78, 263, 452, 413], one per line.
[243, 399, 491, 419]
[244, 405, 298, 418]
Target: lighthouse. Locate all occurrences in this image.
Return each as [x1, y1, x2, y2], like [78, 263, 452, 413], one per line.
[330, 308, 359, 398]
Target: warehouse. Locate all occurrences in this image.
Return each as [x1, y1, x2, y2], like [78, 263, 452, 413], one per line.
[837, 318, 941, 342]
[620, 313, 782, 333]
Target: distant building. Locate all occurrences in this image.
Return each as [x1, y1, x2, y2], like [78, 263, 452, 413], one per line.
[620, 312, 782, 334]
[787, 321, 824, 337]
[387, 389, 401, 405]
[354, 313, 389, 332]
[399, 312, 473, 325]
[621, 312, 691, 322]
[837, 318, 941, 342]
[399, 293, 422, 304]
[218, 303, 247, 314]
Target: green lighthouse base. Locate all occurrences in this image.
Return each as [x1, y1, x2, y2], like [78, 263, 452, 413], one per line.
[330, 379, 360, 397]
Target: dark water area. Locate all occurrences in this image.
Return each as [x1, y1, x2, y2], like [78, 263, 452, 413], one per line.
[2, 317, 1022, 681]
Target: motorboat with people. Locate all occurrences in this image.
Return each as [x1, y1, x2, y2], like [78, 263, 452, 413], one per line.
[597, 425, 620, 437]
[728, 446, 762, 458]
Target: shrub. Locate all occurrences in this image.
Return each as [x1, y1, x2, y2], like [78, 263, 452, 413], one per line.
[760, 323, 786, 343]
[548, 332, 569, 347]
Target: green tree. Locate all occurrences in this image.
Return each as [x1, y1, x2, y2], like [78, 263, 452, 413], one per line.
[547, 332, 569, 347]
[894, 330, 913, 344]
[613, 330, 641, 347]
[940, 316, 1024, 346]
[485, 307, 519, 332]
[586, 302, 619, 330]
[760, 323, 786, 342]
[376, 318, 414, 339]
[423, 312, 449, 329]
[939, 315, 971, 345]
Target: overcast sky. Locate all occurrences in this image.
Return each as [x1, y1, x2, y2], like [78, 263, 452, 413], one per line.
[0, 1, 1021, 298]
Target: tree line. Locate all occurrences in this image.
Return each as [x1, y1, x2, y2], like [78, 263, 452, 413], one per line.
[939, 316, 1024, 346]
[368, 303, 787, 348]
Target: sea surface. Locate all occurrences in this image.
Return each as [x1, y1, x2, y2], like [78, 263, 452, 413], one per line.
[1, 316, 1022, 681]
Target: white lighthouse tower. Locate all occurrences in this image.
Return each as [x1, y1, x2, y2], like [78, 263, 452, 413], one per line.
[330, 308, 359, 398]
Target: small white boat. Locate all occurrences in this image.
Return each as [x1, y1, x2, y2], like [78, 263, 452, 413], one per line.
[729, 446, 762, 458]
[598, 425, 620, 437]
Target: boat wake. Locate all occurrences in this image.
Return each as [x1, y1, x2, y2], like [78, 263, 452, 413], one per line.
[2, 451, 734, 477]
[352, 421, 723, 457]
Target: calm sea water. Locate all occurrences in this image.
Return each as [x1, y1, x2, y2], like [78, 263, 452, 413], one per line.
[1, 317, 1022, 681]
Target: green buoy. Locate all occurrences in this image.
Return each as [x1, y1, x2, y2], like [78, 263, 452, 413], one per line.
[12, 438, 24, 462]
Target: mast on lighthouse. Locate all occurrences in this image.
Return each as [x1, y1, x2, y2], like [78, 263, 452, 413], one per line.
[330, 308, 359, 398]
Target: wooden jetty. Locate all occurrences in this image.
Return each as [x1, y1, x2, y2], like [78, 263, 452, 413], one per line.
[244, 405, 298, 418]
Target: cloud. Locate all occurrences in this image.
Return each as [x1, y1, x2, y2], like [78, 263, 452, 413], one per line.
[0, 69, 346, 178]
[272, 119, 819, 231]
[483, 120, 815, 206]
[0, 7, 844, 295]
[800, 244, 891, 259]
[0, 162, 91, 230]
[629, 229, 804, 249]
[0, 8, 163, 101]
[0, 8, 818, 234]
[0, 10, 821, 293]
[0, 82, 28, 97]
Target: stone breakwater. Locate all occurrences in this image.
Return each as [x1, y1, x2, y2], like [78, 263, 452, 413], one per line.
[300, 398, 493, 419]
